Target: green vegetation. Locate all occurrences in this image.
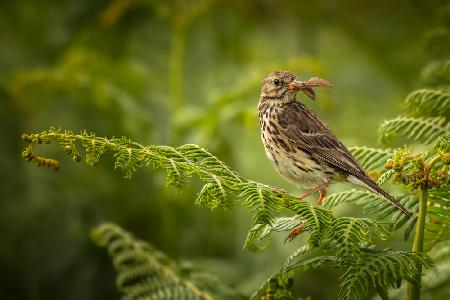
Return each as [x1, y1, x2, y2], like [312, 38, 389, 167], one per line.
[2, 0, 450, 299]
[20, 72, 448, 298]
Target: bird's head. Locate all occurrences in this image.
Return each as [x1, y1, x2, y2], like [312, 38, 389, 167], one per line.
[260, 70, 334, 101]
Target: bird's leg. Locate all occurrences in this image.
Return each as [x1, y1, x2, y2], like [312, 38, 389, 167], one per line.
[285, 180, 331, 242]
[272, 186, 284, 194]
[315, 179, 331, 205]
[285, 221, 305, 243]
[316, 189, 327, 205]
[297, 189, 317, 200]
[297, 179, 331, 201]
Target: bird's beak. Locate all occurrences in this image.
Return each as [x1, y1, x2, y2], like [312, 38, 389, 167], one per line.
[288, 80, 316, 101]
[287, 80, 304, 91]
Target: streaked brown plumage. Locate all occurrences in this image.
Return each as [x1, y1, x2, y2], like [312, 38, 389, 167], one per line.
[258, 71, 413, 229]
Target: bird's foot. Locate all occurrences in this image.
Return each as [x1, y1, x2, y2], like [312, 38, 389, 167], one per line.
[316, 189, 327, 205]
[272, 186, 284, 195]
[297, 190, 314, 200]
[297, 180, 331, 202]
[285, 222, 305, 243]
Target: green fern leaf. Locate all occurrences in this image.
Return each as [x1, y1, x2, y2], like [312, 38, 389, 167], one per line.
[403, 89, 450, 118]
[324, 190, 417, 229]
[288, 200, 333, 248]
[250, 276, 297, 300]
[420, 241, 450, 296]
[285, 255, 335, 275]
[256, 216, 304, 242]
[379, 116, 449, 145]
[338, 250, 432, 300]
[252, 245, 332, 300]
[23, 128, 336, 253]
[280, 245, 311, 275]
[377, 169, 395, 186]
[240, 182, 284, 225]
[92, 223, 244, 300]
[425, 187, 450, 250]
[280, 245, 334, 276]
[349, 147, 393, 171]
[21, 128, 337, 252]
[329, 217, 390, 258]
[92, 224, 214, 300]
[323, 189, 378, 209]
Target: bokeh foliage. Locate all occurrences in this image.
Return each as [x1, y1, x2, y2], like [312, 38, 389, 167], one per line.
[1, 0, 449, 299]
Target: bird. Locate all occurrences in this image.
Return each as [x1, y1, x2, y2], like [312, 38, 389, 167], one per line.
[258, 70, 413, 241]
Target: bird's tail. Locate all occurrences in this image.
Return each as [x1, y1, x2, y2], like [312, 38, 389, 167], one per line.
[348, 175, 414, 218]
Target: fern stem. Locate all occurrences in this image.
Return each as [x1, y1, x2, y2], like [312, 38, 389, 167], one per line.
[408, 188, 428, 300]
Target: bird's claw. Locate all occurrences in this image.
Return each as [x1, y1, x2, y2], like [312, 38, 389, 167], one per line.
[272, 186, 284, 195]
[316, 189, 327, 205]
[284, 222, 305, 243]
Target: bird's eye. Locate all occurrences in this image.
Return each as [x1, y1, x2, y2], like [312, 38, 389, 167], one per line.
[273, 79, 282, 86]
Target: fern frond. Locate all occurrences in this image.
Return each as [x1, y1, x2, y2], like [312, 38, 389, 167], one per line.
[281, 246, 335, 276]
[254, 216, 304, 242]
[403, 89, 450, 118]
[379, 116, 449, 145]
[92, 223, 223, 300]
[240, 182, 284, 226]
[349, 147, 393, 171]
[323, 189, 373, 209]
[377, 169, 395, 186]
[252, 245, 333, 300]
[338, 250, 432, 300]
[22, 128, 335, 252]
[280, 245, 311, 275]
[23, 128, 243, 208]
[243, 190, 334, 250]
[421, 241, 450, 296]
[324, 190, 417, 229]
[250, 275, 298, 300]
[425, 186, 450, 250]
[288, 199, 334, 248]
[329, 217, 390, 258]
[285, 255, 335, 275]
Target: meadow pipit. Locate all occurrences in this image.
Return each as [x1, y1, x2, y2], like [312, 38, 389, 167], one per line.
[258, 71, 413, 240]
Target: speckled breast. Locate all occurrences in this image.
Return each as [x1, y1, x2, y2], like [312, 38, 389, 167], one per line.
[259, 103, 329, 189]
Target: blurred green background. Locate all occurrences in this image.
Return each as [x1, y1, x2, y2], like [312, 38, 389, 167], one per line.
[1, 0, 448, 299]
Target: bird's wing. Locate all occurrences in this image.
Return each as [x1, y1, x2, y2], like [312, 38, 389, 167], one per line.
[276, 100, 413, 218]
[277, 101, 366, 178]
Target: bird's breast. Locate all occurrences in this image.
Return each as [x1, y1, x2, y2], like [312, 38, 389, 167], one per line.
[259, 104, 329, 188]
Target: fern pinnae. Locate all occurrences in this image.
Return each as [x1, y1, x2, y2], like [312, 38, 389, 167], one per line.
[330, 217, 390, 258]
[324, 190, 416, 231]
[281, 245, 311, 276]
[403, 89, 450, 118]
[23, 127, 439, 299]
[24, 128, 338, 252]
[180, 144, 242, 183]
[379, 116, 449, 144]
[349, 146, 394, 170]
[240, 182, 281, 225]
[286, 256, 335, 275]
[257, 216, 304, 241]
[426, 200, 450, 250]
[288, 200, 333, 247]
[377, 169, 395, 186]
[337, 250, 432, 300]
[92, 224, 216, 300]
[323, 189, 372, 209]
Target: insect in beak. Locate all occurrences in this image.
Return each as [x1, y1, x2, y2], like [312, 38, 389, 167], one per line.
[288, 77, 334, 101]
